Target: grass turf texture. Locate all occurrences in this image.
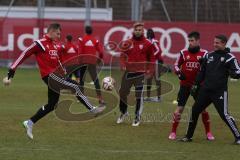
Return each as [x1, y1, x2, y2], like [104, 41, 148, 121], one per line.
[0, 68, 240, 160]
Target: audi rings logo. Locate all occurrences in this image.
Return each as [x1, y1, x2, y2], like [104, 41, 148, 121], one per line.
[104, 26, 188, 59]
[186, 62, 200, 68]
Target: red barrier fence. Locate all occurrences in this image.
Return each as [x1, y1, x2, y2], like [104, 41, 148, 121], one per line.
[1, 18, 240, 65]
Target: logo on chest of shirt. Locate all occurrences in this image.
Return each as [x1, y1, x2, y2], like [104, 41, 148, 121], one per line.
[186, 61, 200, 69]
[49, 50, 58, 57]
[197, 56, 202, 60]
[220, 57, 225, 62]
[139, 44, 143, 50]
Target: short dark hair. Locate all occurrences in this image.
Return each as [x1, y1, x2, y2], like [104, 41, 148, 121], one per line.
[66, 35, 73, 42]
[215, 34, 228, 43]
[188, 31, 200, 40]
[85, 26, 92, 34]
[47, 23, 61, 32]
[147, 28, 155, 39]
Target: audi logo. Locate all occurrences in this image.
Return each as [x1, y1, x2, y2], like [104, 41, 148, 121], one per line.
[186, 62, 200, 68]
[104, 26, 188, 59]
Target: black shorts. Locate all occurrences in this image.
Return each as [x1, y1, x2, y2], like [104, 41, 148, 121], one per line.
[177, 85, 192, 107]
[65, 65, 80, 78]
[73, 69, 80, 78]
[69, 69, 80, 78]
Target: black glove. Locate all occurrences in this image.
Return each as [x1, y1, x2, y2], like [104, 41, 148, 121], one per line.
[158, 59, 163, 64]
[7, 69, 15, 80]
[190, 85, 199, 98]
[177, 71, 186, 80]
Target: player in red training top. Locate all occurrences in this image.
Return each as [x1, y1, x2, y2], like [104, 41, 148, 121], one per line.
[60, 35, 80, 83]
[144, 28, 163, 102]
[78, 26, 105, 105]
[117, 22, 156, 126]
[168, 31, 215, 140]
[6, 23, 104, 140]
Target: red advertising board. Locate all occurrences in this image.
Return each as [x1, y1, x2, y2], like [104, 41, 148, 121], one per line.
[1, 18, 240, 65]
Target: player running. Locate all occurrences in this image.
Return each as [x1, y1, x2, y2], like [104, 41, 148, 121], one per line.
[168, 31, 214, 140]
[78, 26, 105, 105]
[60, 35, 80, 83]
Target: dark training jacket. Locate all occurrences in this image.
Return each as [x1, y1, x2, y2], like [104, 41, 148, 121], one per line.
[195, 48, 240, 91]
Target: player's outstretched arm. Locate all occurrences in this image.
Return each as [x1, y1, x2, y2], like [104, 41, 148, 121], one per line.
[7, 42, 42, 79]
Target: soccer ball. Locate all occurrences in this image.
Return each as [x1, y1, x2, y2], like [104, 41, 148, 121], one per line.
[102, 76, 115, 91]
[2, 77, 11, 86]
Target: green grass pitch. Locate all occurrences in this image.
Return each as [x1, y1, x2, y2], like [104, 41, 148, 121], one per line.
[0, 68, 240, 160]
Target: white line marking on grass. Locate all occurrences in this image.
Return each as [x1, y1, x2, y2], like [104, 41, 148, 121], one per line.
[0, 148, 187, 155]
[0, 147, 51, 151]
[103, 149, 186, 154]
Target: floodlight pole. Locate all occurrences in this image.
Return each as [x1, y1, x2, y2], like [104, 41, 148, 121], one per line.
[37, 0, 45, 19]
[85, 0, 91, 27]
[106, 0, 109, 8]
[37, 0, 45, 37]
[131, 0, 140, 21]
[194, 0, 198, 23]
